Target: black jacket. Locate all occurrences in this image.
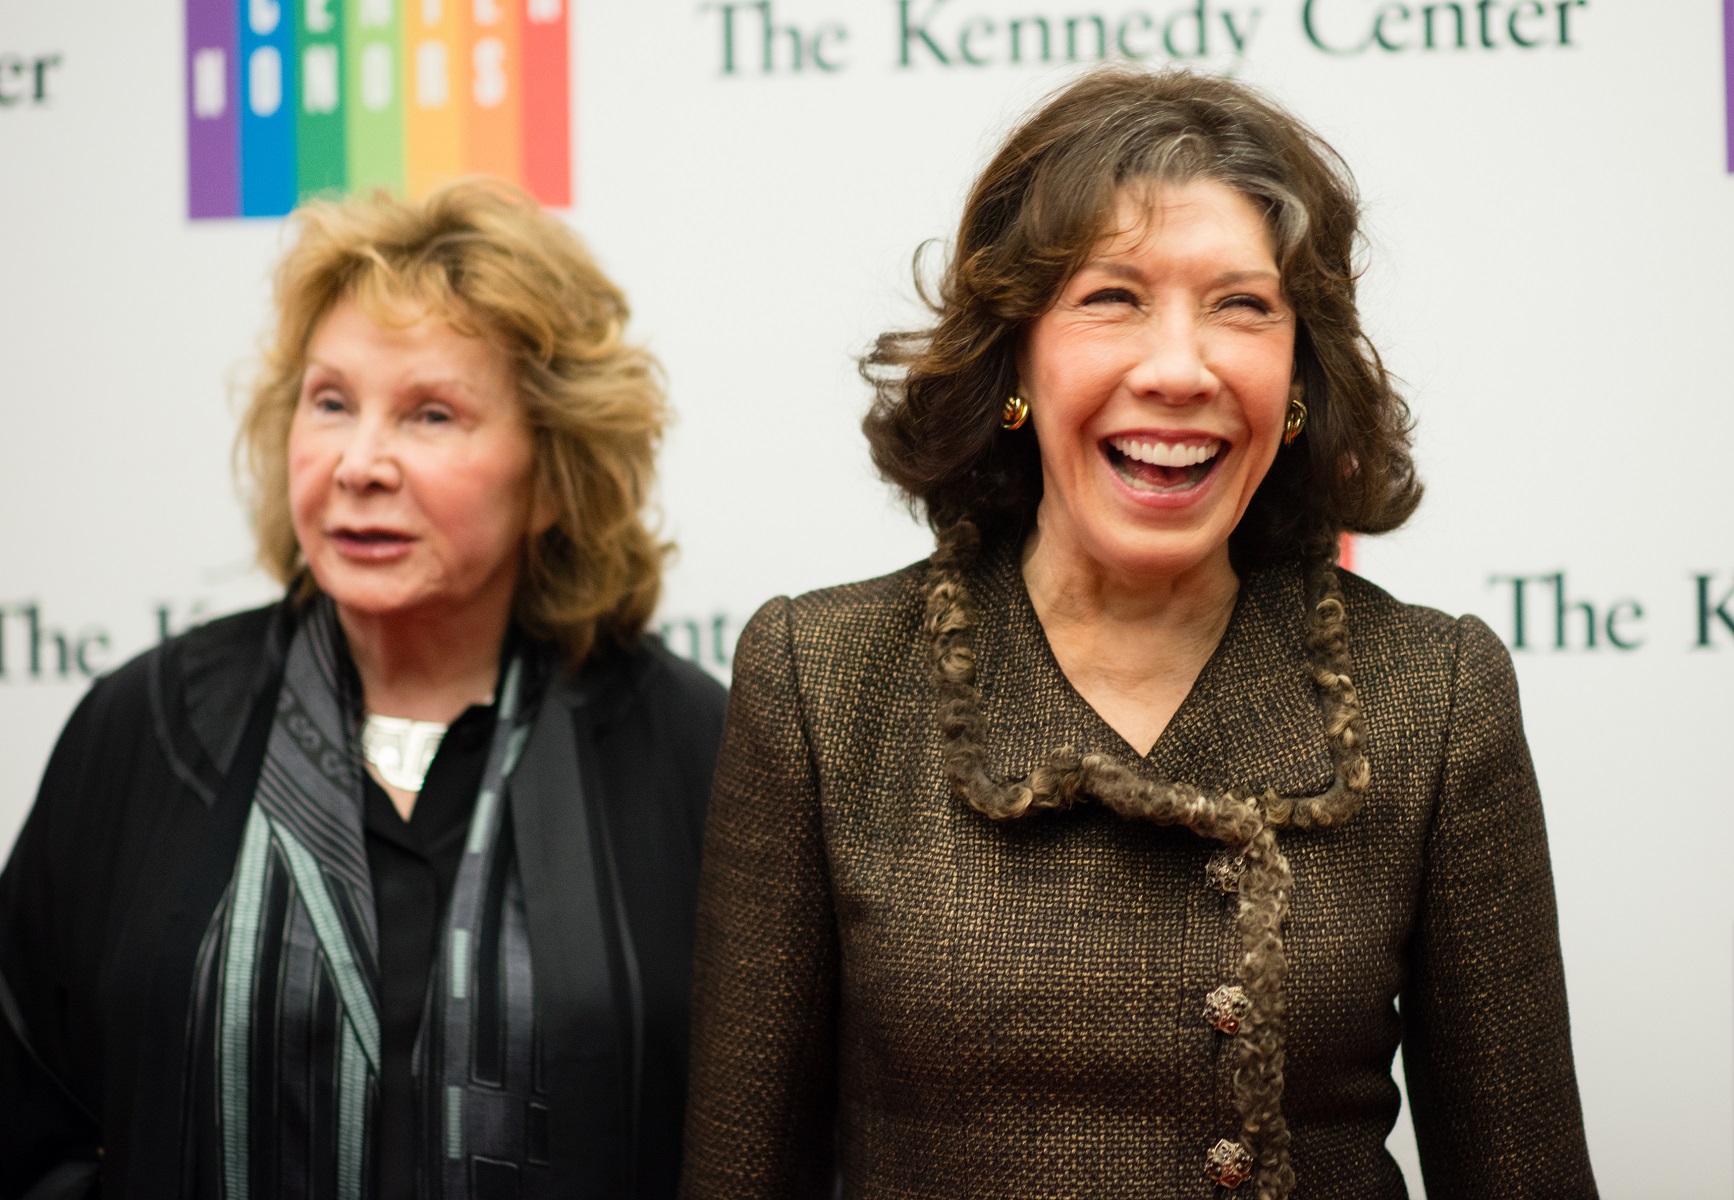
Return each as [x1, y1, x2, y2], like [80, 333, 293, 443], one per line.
[0, 602, 726, 1200]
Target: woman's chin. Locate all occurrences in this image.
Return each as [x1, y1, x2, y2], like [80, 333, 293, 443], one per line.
[1077, 514, 1238, 584]
[1082, 490, 1239, 580]
[310, 565, 429, 622]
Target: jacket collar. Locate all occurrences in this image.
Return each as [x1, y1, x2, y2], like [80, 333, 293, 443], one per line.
[966, 538, 1336, 800]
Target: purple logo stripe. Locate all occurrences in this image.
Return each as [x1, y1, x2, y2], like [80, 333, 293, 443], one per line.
[1726, 0, 1734, 171]
[186, 0, 237, 218]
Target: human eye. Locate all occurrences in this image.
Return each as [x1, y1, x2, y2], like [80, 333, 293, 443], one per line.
[412, 402, 455, 425]
[1219, 293, 1274, 314]
[1080, 286, 1138, 306]
[305, 386, 348, 415]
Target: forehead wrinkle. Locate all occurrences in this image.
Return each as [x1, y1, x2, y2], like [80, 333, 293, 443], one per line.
[1215, 268, 1281, 286]
[1081, 260, 1150, 283]
[1103, 178, 1283, 266]
[1082, 212, 1282, 284]
[304, 315, 493, 403]
[302, 355, 347, 379]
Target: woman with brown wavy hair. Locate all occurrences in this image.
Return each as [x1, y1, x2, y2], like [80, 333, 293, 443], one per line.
[0, 180, 724, 1200]
[682, 69, 1596, 1199]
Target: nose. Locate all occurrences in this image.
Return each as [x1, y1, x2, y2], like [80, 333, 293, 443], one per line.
[1125, 305, 1217, 406]
[332, 411, 402, 494]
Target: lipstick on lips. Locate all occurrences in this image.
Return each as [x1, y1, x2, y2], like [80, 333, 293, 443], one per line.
[329, 526, 416, 562]
[1102, 432, 1226, 506]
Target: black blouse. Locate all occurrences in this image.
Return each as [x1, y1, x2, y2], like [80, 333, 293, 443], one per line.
[362, 704, 493, 1200]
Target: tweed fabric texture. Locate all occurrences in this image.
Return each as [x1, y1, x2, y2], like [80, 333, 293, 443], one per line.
[681, 544, 1597, 1200]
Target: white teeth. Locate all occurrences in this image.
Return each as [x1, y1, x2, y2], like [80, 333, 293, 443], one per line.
[1108, 436, 1222, 468]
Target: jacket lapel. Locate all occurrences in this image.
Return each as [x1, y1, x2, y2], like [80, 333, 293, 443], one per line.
[967, 543, 1335, 801]
[1149, 560, 1336, 798]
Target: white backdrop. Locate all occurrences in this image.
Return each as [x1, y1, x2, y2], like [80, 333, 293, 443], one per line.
[2, 1, 1731, 1195]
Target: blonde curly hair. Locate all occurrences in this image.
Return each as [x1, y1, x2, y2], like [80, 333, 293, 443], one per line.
[237, 178, 667, 668]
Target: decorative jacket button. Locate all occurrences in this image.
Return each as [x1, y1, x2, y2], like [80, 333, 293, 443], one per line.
[1205, 852, 1244, 894]
[1205, 1138, 1254, 1188]
[1203, 984, 1250, 1034]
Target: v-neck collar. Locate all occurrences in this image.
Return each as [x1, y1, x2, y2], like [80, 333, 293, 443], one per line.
[966, 538, 1336, 800]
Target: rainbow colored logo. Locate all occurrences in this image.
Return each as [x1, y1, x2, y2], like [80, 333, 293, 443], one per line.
[184, 0, 571, 219]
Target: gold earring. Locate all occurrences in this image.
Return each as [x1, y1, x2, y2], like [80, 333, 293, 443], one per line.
[1283, 394, 1307, 445]
[1001, 394, 1030, 431]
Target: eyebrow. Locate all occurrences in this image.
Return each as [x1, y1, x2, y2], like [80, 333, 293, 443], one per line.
[1214, 269, 1282, 286]
[299, 360, 348, 390]
[1082, 263, 1281, 287]
[301, 362, 475, 399]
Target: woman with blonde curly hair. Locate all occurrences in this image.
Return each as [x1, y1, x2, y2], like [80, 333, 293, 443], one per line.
[0, 180, 723, 1200]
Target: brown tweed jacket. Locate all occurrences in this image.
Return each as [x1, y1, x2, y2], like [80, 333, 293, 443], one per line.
[681, 543, 1597, 1199]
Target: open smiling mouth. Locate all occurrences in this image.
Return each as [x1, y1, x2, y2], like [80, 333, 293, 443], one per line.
[1103, 435, 1225, 493]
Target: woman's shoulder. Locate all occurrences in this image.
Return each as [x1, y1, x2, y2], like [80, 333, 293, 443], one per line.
[733, 559, 932, 690]
[750, 560, 929, 648]
[1334, 567, 1516, 702]
[583, 631, 729, 746]
[67, 603, 280, 758]
[791, 558, 931, 625]
[13, 603, 282, 887]
[57, 604, 285, 811]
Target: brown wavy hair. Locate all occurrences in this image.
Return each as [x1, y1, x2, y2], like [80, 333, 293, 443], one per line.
[238, 179, 667, 667]
[863, 67, 1421, 566]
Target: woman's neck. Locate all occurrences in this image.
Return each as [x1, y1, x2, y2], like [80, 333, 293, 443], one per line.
[1021, 522, 1239, 756]
[337, 596, 511, 725]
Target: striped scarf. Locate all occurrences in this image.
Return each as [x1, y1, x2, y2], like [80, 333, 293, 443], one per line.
[185, 598, 549, 1200]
